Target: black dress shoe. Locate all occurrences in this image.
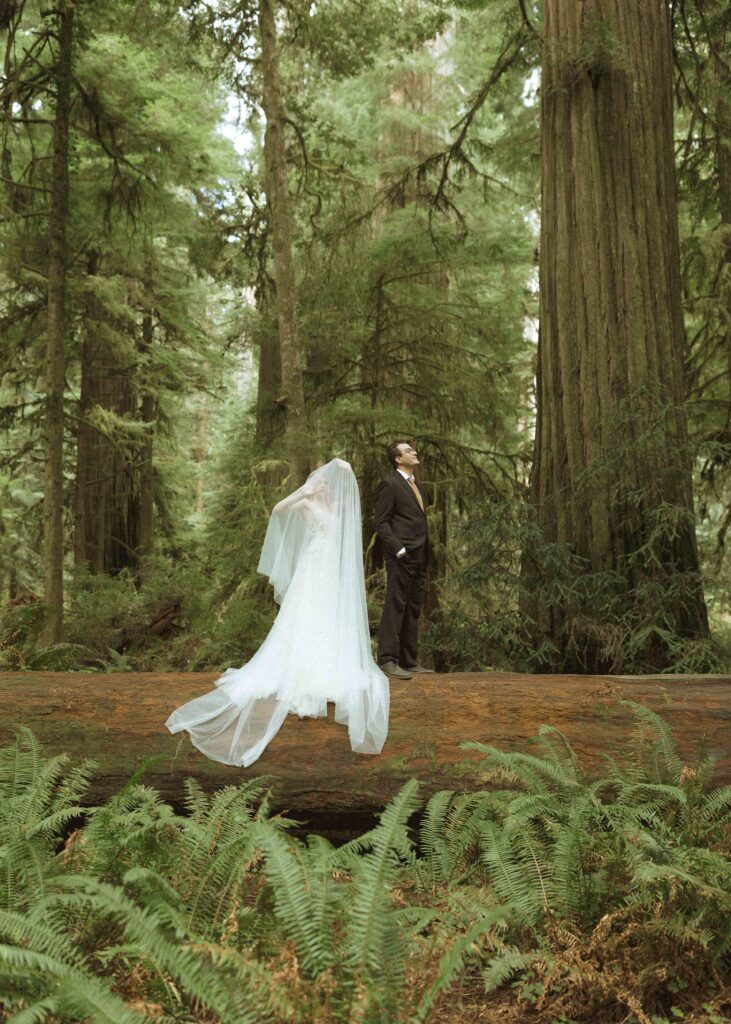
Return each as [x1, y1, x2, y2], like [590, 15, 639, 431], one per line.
[378, 661, 412, 679]
[404, 664, 435, 674]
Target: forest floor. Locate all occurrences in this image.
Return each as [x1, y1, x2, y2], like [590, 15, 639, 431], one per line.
[433, 975, 731, 1024]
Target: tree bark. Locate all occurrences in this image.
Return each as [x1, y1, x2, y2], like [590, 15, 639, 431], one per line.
[709, 6, 731, 565]
[73, 249, 98, 570]
[524, 0, 710, 671]
[712, 11, 731, 419]
[136, 291, 155, 578]
[0, 671, 728, 832]
[40, 0, 74, 646]
[257, 0, 308, 485]
[73, 288, 140, 576]
[254, 303, 283, 451]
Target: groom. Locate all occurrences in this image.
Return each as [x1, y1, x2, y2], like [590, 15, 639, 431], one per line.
[373, 441, 434, 679]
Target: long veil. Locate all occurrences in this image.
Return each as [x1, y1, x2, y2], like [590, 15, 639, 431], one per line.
[165, 459, 389, 766]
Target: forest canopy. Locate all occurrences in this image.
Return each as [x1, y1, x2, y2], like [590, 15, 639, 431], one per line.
[0, 0, 729, 676]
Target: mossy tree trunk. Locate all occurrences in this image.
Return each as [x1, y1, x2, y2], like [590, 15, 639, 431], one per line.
[257, 0, 308, 485]
[524, 0, 710, 671]
[40, 0, 74, 646]
[713, 11, 731, 417]
[254, 302, 283, 452]
[73, 269, 140, 576]
[73, 249, 98, 572]
[136, 266, 156, 579]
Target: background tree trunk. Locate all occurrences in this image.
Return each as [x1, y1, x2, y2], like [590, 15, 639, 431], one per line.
[254, 302, 283, 451]
[73, 300, 140, 575]
[713, 10, 731, 423]
[711, 6, 731, 564]
[40, 0, 74, 646]
[258, 0, 308, 485]
[524, 0, 710, 671]
[136, 298, 156, 579]
[73, 250, 98, 570]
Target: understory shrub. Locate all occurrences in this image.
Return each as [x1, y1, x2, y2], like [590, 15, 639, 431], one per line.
[0, 599, 90, 671]
[427, 497, 729, 675]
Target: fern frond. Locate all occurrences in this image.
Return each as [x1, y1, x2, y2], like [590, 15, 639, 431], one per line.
[547, 793, 603, 924]
[420, 790, 453, 856]
[700, 785, 731, 824]
[631, 860, 730, 899]
[482, 947, 548, 992]
[0, 944, 146, 1024]
[622, 700, 683, 782]
[253, 820, 331, 975]
[410, 909, 509, 1024]
[121, 867, 188, 938]
[536, 725, 584, 784]
[643, 912, 714, 948]
[462, 743, 582, 795]
[51, 757, 97, 810]
[479, 820, 546, 923]
[0, 908, 85, 969]
[40, 874, 283, 1023]
[345, 779, 421, 975]
[4, 995, 60, 1024]
[301, 834, 338, 967]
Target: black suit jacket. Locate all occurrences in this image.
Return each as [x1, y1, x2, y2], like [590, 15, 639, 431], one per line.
[372, 470, 430, 564]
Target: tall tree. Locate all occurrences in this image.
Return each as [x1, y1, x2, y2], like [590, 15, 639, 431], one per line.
[674, 0, 731, 581]
[257, 0, 308, 484]
[40, 0, 74, 645]
[525, 0, 711, 671]
[136, 249, 156, 579]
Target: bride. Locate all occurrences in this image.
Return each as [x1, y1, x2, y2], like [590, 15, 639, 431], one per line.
[165, 458, 389, 766]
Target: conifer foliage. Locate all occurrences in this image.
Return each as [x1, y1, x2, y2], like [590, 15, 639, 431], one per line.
[0, 2, 729, 665]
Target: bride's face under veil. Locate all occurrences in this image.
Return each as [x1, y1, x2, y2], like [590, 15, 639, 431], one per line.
[259, 458, 363, 605]
[305, 459, 355, 510]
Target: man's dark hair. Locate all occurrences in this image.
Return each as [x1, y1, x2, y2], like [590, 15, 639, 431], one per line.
[387, 441, 409, 468]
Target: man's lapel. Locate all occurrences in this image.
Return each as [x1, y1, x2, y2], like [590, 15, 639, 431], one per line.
[394, 469, 425, 514]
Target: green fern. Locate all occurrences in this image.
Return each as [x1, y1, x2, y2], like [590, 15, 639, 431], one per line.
[0, 712, 728, 1023]
[0, 943, 148, 1024]
[415, 790, 495, 891]
[340, 779, 421, 1018]
[618, 699, 684, 782]
[0, 728, 95, 912]
[409, 908, 510, 1024]
[482, 946, 549, 993]
[252, 819, 335, 976]
[37, 873, 291, 1023]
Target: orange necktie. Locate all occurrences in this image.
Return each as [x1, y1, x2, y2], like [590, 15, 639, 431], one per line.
[407, 475, 424, 512]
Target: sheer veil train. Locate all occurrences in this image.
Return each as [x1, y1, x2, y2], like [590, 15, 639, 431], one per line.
[165, 458, 389, 766]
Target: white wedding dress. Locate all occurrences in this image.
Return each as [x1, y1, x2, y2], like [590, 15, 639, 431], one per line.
[165, 459, 389, 766]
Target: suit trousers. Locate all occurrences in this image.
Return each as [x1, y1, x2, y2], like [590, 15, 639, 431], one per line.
[377, 546, 428, 668]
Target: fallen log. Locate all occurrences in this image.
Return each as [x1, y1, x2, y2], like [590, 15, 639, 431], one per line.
[1, 671, 729, 833]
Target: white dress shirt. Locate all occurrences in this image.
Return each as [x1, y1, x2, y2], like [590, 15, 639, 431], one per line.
[395, 468, 414, 557]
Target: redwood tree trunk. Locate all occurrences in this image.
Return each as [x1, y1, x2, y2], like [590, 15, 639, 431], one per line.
[711, 7, 731, 564]
[74, 264, 140, 576]
[258, 0, 308, 485]
[40, 0, 74, 646]
[73, 250, 98, 570]
[713, 11, 731, 417]
[524, 0, 711, 671]
[74, 355, 140, 573]
[136, 299, 155, 578]
[254, 304, 283, 451]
